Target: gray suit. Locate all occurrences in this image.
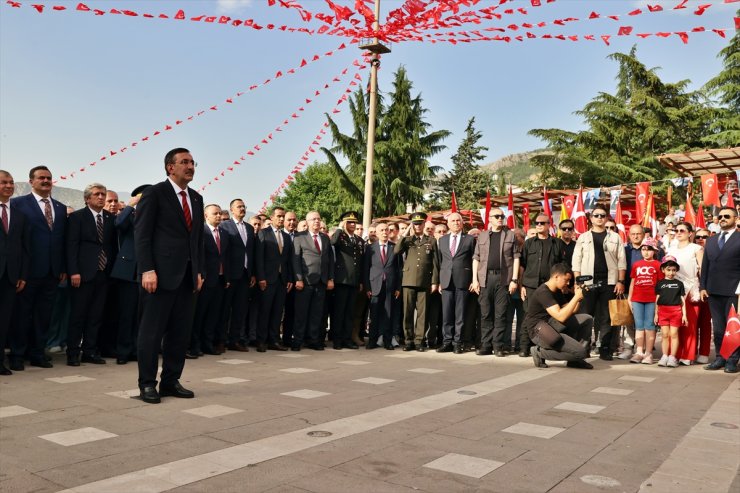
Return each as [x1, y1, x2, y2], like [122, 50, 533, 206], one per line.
[291, 231, 334, 348]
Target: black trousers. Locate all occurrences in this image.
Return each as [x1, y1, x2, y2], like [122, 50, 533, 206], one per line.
[191, 277, 227, 353]
[258, 279, 287, 345]
[116, 280, 140, 359]
[137, 273, 196, 389]
[535, 314, 593, 362]
[425, 291, 442, 346]
[293, 282, 326, 347]
[97, 280, 119, 357]
[67, 271, 108, 357]
[222, 271, 250, 345]
[10, 274, 57, 364]
[0, 272, 17, 365]
[479, 273, 510, 351]
[282, 288, 296, 346]
[247, 285, 260, 343]
[462, 291, 480, 347]
[369, 284, 393, 345]
[709, 295, 740, 364]
[579, 283, 615, 349]
[506, 295, 525, 350]
[332, 284, 358, 345]
[441, 281, 467, 345]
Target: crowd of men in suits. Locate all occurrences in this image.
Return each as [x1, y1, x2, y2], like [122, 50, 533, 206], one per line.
[2, 149, 739, 403]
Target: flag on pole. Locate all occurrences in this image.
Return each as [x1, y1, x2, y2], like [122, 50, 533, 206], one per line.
[484, 189, 491, 230]
[727, 188, 736, 208]
[543, 187, 555, 235]
[451, 190, 458, 213]
[522, 204, 530, 231]
[700, 174, 720, 207]
[558, 199, 570, 238]
[719, 305, 740, 360]
[696, 202, 706, 229]
[572, 187, 588, 235]
[615, 198, 626, 242]
[684, 193, 696, 225]
[635, 182, 650, 221]
[507, 185, 516, 229]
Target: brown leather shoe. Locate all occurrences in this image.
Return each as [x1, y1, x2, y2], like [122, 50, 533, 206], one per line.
[213, 343, 225, 354]
[267, 343, 288, 351]
[227, 343, 249, 352]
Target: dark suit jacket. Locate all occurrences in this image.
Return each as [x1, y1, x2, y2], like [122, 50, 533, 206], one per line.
[256, 227, 293, 284]
[111, 206, 137, 282]
[437, 233, 475, 290]
[331, 228, 365, 286]
[292, 231, 334, 285]
[66, 208, 117, 281]
[202, 223, 230, 288]
[700, 230, 740, 297]
[221, 219, 256, 281]
[473, 228, 520, 287]
[363, 241, 400, 295]
[10, 193, 67, 278]
[0, 204, 31, 284]
[134, 180, 205, 291]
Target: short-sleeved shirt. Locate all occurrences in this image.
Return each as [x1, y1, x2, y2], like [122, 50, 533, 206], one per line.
[523, 283, 565, 338]
[655, 278, 685, 306]
[630, 259, 663, 303]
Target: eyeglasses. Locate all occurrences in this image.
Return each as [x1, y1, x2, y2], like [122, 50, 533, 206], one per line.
[490, 214, 504, 219]
[695, 235, 708, 240]
[591, 213, 606, 218]
[560, 227, 573, 231]
[718, 214, 734, 219]
[606, 226, 617, 231]
[174, 159, 198, 167]
[675, 229, 689, 233]
[535, 221, 550, 225]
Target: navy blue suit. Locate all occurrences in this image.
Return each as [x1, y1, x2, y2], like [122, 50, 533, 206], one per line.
[220, 219, 256, 346]
[363, 241, 400, 345]
[256, 227, 293, 345]
[110, 205, 140, 360]
[700, 229, 740, 365]
[9, 193, 67, 366]
[437, 233, 476, 346]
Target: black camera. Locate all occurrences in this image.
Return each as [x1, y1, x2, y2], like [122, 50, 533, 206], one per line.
[575, 275, 604, 292]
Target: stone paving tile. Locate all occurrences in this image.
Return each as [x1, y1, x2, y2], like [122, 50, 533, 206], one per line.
[104, 388, 141, 399]
[216, 359, 253, 365]
[182, 404, 244, 418]
[289, 466, 419, 493]
[618, 375, 656, 383]
[337, 360, 371, 366]
[0, 469, 66, 493]
[423, 452, 505, 478]
[352, 377, 395, 385]
[407, 368, 445, 374]
[590, 386, 634, 395]
[280, 389, 332, 400]
[485, 449, 596, 493]
[44, 375, 96, 384]
[277, 353, 309, 358]
[0, 405, 38, 418]
[39, 427, 118, 446]
[203, 377, 250, 384]
[280, 368, 319, 374]
[501, 422, 566, 439]
[553, 402, 605, 414]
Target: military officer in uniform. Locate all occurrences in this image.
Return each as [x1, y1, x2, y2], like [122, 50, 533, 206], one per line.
[394, 212, 439, 351]
[331, 211, 365, 349]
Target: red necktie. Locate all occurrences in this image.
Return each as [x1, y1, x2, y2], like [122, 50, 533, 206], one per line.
[214, 227, 223, 274]
[380, 243, 387, 265]
[180, 191, 192, 232]
[1, 204, 8, 234]
[450, 234, 457, 256]
[313, 233, 321, 252]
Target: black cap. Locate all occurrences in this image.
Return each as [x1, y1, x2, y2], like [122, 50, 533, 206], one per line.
[340, 211, 360, 222]
[130, 184, 152, 196]
[410, 212, 427, 224]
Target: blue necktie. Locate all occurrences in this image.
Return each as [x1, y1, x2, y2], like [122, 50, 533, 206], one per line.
[718, 232, 727, 251]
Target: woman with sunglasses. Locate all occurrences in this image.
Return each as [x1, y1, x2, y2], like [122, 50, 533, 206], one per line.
[691, 229, 713, 364]
[666, 222, 705, 365]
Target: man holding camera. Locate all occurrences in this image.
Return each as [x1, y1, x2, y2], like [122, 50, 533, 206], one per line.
[524, 263, 594, 369]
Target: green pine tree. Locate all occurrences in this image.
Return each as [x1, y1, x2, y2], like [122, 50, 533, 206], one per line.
[438, 117, 491, 210]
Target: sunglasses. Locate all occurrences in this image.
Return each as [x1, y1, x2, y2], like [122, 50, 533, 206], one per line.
[695, 235, 708, 240]
[560, 227, 573, 231]
[591, 213, 607, 218]
[490, 214, 504, 219]
[606, 226, 617, 231]
[718, 214, 734, 219]
[535, 221, 550, 225]
[675, 229, 689, 233]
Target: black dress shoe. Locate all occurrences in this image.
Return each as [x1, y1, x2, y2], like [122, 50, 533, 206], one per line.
[290, 345, 301, 351]
[333, 343, 343, 350]
[203, 349, 220, 356]
[476, 349, 493, 356]
[494, 349, 505, 357]
[519, 348, 530, 357]
[384, 344, 395, 350]
[598, 349, 613, 361]
[436, 344, 453, 353]
[308, 344, 325, 351]
[453, 345, 463, 355]
[532, 347, 548, 368]
[417, 346, 427, 352]
[403, 344, 416, 352]
[704, 358, 726, 370]
[256, 344, 267, 353]
[159, 381, 195, 398]
[228, 343, 249, 352]
[184, 352, 199, 359]
[267, 343, 288, 351]
[140, 386, 161, 404]
[567, 360, 594, 370]
[724, 360, 738, 373]
[128, 354, 138, 362]
[30, 359, 53, 368]
[345, 342, 359, 350]
[0, 364, 12, 375]
[366, 342, 379, 349]
[116, 358, 128, 365]
[9, 360, 24, 371]
[81, 355, 106, 364]
[67, 356, 80, 367]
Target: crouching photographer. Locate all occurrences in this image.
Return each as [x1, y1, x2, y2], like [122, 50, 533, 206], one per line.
[523, 263, 594, 369]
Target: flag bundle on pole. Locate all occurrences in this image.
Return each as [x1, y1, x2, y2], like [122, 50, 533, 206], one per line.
[696, 202, 707, 229]
[522, 204, 530, 231]
[684, 192, 696, 225]
[483, 189, 491, 230]
[451, 190, 458, 213]
[615, 198, 626, 242]
[507, 184, 516, 229]
[543, 186, 555, 235]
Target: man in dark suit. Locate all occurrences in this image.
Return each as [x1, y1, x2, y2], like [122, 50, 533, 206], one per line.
[65, 183, 117, 366]
[189, 204, 231, 358]
[281, 211, 298, 347]
[0, 170, 30, 375]
[219, 198, 256, 353]
[436, 213, 476, 354]
[330, 211, 365, 350]
[9, 166, 67, 370]
[701, 206, 740, 373]
[394, 212, 439, 352]
[135, 147, 205, 404]
[471, 208, 521, 357]
[292, 211, 334, 350]
[363, 222, 400, 350]
[256, 207, 292, 352]
[110, 184, 149, 365]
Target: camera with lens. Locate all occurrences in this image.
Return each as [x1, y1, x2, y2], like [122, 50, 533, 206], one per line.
[575, 275, 604, 292]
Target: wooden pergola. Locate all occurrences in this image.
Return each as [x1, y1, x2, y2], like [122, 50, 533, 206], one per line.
[657, 147, 740, 177]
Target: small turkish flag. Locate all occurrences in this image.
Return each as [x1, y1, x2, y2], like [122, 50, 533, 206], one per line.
[719, 305, 740, 360]
[701, 173, 721, 206]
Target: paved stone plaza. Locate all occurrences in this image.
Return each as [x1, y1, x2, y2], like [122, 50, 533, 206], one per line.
[0, 349, 738, 493]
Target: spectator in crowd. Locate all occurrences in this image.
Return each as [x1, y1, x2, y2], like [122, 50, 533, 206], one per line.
[472, 208, 520, 357]
[9, 166, 67, 371]
[363, 222, 401, 350]
[135, 147, 205, 404]
[708, 215, 721, 235]
[674, 203, 686, 221]
[627, 237, 661, 365]
[425, 222, 447, 348]
[46, 206, 74, 354]
[292, 211, 334, 350]
[436, 212, 475, 354]
[424, 220, 435, 237]
[655, 256, 687, 368]
[505, 228, 526, 353]
[65, 183, 117, 366]
[220, 210, 230, 222]
[701, 206, 740, 373]
[366, 223, 377, 243]
[281, 210, 298, 347]
[692, 228, 713, 363]
[558, 219, 576, 267]
[0, 170, 30, 375]
[104, 190, 119, 215]
[330, 211, 365, 350]
[572, 205, 626, 361]
[296, 219, 307, 232]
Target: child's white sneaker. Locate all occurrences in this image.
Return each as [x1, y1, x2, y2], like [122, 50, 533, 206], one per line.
[667, 355, 679, 368]
[657, 354, 669, 367]
[641, 353, 653, 365]
[630, 352, 644, 364]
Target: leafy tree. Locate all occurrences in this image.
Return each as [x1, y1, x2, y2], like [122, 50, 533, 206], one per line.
[272, 162, 349, 224]
[322, 66, 450, 217]
[528, 47, 711, 189]
[703, 14, 740, 147]
[438, 117, 492, 210]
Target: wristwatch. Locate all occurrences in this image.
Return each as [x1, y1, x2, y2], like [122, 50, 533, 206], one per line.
[511, 279, 518, 283]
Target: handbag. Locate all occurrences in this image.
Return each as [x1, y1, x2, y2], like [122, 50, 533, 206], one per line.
[609, 294, 634, 326]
